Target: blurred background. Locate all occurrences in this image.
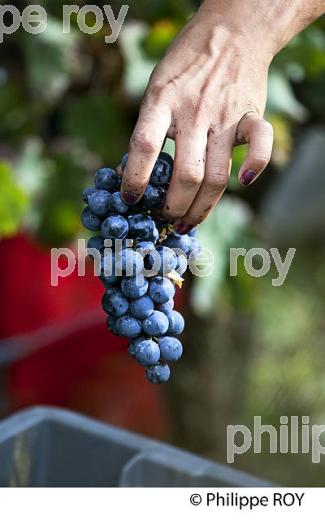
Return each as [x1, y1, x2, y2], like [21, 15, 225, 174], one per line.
[0, 0, 325, 486]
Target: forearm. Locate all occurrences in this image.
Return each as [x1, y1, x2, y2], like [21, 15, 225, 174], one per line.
[200, 0, 325, 57]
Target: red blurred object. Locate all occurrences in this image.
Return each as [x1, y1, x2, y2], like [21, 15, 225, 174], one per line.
[0, 235, 170, 439]
[0, 234, 103, 336]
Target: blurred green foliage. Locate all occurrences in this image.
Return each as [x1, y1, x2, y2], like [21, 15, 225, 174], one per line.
[0, 0, 324, 485]
[0, 162, 28, 237]
[0, 2, 323, 243]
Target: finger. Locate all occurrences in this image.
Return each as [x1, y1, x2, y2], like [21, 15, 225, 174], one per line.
[162, 129, 207, 223]
[237, 113, 274, 186]
[121, 102, 172, 204]
[175, 128, 233, 231]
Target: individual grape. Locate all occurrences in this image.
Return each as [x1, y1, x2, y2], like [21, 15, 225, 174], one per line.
[83, 187, 97, 203]
[128, 342, 137, 360]
[121, 275, 148, 299]
[149, 276, 175, 304]
[150, 152, 173, 186]
[129, 295, 154, 319]
[164, 310, 185, 336]
[137, 241, 156, 272]
[87, 235, 105, 255]
[128, 214, 155, 240]
[159, 337, 183, 362]
[188, 227, 198, 237]
[106, 315, 119, 335]
[101, 215, 129, 240]
[116, 249, 144, 276]
[100, 254, 118, 286]
[128, 336, 146, 359]
[145, 363, 171, 384]
[162, 233, 193, 256]
[132, 338, 160, 367]
[119, 153, 128, 172]
[81, 207, 102, 231]
[188, 237, 201, 259]
[142, 185, 166, 210]
[100, 276, 118, 289]
[110, 192, 129, 214]
[111, 238, 132, 253]
[116, 314, 142, 338]
[102, 287, 129, 317]
[87, 189, 111, 217]
[175, 253, 188, 276]
[95, 167, 119, 192]
[147, 245, 177, 276]
[159, 299, 174, 313]
[160, 151, 173, 167]
[143, 310, 169, 337]
[136, 241, 156, 254]
[148, 224, 160, 244]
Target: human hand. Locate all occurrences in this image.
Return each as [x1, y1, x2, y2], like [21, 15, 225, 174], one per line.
[121, 1, 276, 233]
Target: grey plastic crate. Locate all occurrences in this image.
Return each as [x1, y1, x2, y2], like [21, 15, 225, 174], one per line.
[0, 407, 269, 487]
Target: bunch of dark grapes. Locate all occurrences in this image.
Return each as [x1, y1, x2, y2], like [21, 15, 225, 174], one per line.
[81, 152, 200, 384]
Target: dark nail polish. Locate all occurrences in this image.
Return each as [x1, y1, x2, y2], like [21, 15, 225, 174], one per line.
[175, 223, 194, 236]
[240, 170, 257, 186]
[123, 192, 138, 204]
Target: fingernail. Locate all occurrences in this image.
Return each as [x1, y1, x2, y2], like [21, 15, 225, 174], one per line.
[122, 192, 138, 204]
[240, 170, 257, 186]
[175, 223, 194, 235]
